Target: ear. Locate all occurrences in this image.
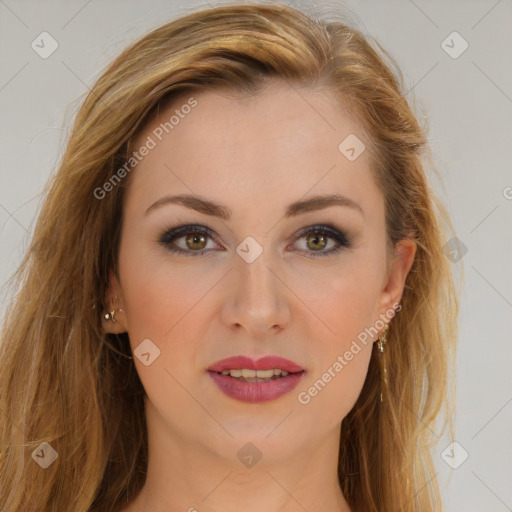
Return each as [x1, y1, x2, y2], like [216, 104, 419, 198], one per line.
[101, 269, 128, 334]
[374, 238, 417, 327]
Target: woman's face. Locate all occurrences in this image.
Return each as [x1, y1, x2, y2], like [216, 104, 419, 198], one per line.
[104, 81, 415, 464]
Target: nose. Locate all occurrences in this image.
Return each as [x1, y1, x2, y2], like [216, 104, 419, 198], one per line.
[219, 246, 291, 338]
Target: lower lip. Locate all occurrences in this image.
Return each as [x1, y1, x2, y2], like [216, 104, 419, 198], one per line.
[207, 371, 305, 403]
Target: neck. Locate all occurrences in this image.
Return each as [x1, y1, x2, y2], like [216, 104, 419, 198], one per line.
[123, 401, 353, 512]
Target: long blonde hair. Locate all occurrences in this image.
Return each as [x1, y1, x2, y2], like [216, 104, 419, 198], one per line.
[0, 4, 460, 511]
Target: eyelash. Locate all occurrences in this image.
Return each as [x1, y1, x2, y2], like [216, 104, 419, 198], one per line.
[158, 223, 352, 258]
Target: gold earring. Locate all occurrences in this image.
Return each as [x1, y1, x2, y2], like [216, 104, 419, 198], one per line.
[380, 366, 389, 403]
[104, 310, 116, 322]
[103, 307, 123, 322]
[377, 324, 390, 403]
[377, 323, 389, 352]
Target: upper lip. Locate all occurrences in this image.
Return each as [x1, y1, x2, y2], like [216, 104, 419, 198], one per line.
[207, 355, 304, 373]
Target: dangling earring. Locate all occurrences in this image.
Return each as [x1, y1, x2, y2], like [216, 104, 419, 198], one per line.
[377, 323, 389, 352]
[378, 323, 390, 403]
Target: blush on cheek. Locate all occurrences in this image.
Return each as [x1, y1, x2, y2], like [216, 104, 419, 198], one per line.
[298, 347, 373, 428]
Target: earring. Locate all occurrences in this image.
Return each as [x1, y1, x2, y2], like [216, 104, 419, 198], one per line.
[103, 307, 123, 322]
[104, 310, 116, 322]
[377, 323, 391, 403]
[377, 323, 389, 352]
[380, 365, 389, 403]
[378, 324, 390, 402]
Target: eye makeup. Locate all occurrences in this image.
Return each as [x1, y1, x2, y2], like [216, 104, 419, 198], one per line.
[157, 222, 354, 258]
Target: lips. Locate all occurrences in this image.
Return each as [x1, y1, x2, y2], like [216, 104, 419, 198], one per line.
[207, 355, 304, 373]
[206, 355, 305, 403]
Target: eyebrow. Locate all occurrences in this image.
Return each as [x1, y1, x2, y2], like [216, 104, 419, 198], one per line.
[145, 193, 364, 219]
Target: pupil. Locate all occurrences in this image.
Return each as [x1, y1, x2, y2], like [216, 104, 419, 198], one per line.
[187, 233, 206, 249]
[308, 233, 326, 250]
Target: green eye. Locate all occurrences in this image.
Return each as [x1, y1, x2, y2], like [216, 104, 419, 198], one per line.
[184, 232, 208, 251]
[159, 223, 352, 258]
[293, 225, 352, 257]
[305, 232, 328, 251]
[159, 225, 216, 257]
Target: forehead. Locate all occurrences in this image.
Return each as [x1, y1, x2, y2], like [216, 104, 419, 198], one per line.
[124, 81, 382, 221]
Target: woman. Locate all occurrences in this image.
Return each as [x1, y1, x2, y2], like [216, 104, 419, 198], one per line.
[0, 3, 459, 511]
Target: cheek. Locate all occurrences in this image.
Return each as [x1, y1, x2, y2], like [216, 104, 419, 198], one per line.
[295, 257, 383, 346]
[297, 343, 373, 425]
[117, 239, 232, 403]
[291, 259, 382, 421]
[117, 246, 216, 423]
[295, 282, 375, 427]
[118, 229, 211, 340]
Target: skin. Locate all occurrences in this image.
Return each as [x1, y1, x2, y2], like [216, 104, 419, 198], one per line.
[103, 80, 416, 512]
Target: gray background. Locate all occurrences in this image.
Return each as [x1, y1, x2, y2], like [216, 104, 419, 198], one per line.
[1, 1, 511, 510]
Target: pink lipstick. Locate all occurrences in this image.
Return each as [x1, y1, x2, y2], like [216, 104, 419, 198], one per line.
[207, 355, 305, 403]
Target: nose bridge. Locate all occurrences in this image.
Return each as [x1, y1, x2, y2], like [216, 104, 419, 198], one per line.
[222, 242, 290, 333]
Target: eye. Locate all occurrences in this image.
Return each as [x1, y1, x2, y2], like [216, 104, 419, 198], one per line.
[158, 224, 219, 257]
[292, 224, 352, 257]
[158, 223, 352, 257]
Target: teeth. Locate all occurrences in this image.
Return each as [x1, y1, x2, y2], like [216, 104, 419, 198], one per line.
[253, 369, 274, 378]
[219, 368, 292, 378]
